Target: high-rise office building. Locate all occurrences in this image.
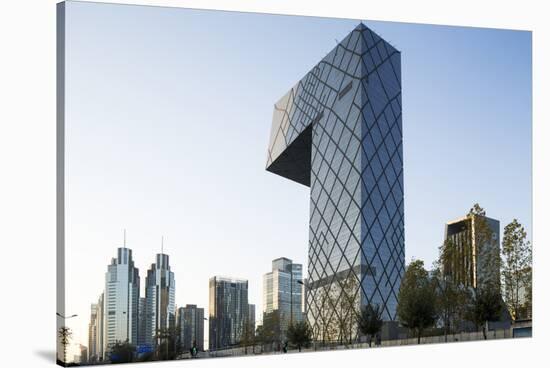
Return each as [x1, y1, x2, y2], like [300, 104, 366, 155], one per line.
[103, 248, 140, 357]
[266, 23, 404, 341]
[444, 215, 500, 289]
[144, 253, 176, 347]
[263, 258, 303, 335]
[177, 304, 205, 351]
[208, 276, 248, 350]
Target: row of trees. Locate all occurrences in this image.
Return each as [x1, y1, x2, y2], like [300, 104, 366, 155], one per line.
[396, 204, 532, 343]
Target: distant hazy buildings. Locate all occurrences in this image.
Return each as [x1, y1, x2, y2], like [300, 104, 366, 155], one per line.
[137, 297, 147, 347]
[248, 304, 256, 332]
[144, 253, 176, 347]
[88, 303, 99, 362]
[177, 304, 205, 351]
[209, 276, 249, 350]
[263, 258, 303, 334]
[444, 215, 500, 288]
[103, 247, 140, 357]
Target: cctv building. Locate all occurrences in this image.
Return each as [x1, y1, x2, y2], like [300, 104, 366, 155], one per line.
[266, 24, 404, 341]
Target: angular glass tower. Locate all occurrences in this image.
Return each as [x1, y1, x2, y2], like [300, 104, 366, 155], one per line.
[266, 23, 404, 341]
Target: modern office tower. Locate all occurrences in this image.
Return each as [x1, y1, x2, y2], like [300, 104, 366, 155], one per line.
[88, 303, 98, 362]
[248, 304, 256, 333]
[144, 253, 176, 347]
[137, 297, 147, 347]
[265, 23, 404, 342]
[177, 304, 205, 351]
[444, 215, 501, 289]
[209, 276, 249, 350]
[263, 258, 303, 335]
[103, 247, 140, 357]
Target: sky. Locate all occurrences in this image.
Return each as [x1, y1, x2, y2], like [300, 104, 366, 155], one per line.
[62, 1, 532, 356]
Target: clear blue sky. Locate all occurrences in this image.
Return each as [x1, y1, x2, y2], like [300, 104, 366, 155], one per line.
[63, 1, 531, 351]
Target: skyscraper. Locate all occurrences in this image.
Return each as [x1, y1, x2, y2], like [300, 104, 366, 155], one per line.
[266, 23, 404, 341]
[144, 253, 176, 347]
[444, 214, 500, 289]
[208, 276, 248, 350]
[263, 258, 303, 335]
[177, 304, 205, 351]
[103, 247, 140, 357]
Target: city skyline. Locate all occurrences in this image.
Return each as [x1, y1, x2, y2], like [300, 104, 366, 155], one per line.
[61, 1, 531, 361]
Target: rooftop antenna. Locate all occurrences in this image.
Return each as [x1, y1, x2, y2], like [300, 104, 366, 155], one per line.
[123, 229, 126, 248]
[161, 235, 164, 254]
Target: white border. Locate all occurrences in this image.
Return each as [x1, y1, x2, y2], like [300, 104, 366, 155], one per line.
[0, 1, 548, 367]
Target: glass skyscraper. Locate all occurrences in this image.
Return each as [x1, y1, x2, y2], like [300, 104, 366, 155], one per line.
[262, 258, 303, 335]
[144, 253, 176, 347]
[208, 276, 249, 350]
[266, 23, 404, 342]
[103, 248, 140, 356]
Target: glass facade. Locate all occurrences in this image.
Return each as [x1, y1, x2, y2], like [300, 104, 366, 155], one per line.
[262, 258, 303, 335]
[103, 248, 140, 357]
[177, 304, 205, 351]
[144, 253, 176, 347]
[444, 215, 500, 289]
[208, 276, 249, 350]
[266, 23, 404, 342]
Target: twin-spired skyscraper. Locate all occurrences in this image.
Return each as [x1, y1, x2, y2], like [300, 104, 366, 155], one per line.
[266, 23, 405, 341]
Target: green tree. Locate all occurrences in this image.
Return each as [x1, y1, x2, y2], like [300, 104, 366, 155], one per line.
[357, 304, 384, 347]
[58, 326, 72, 365]
[240, 319, 255, 354]
[286, 321, 312, 352]
[155, 326, 180, 360]
[257, 310, 282, 351]
[433, 240, 470, 341]
[109, 340, 135, 363]
[397, 260, 438, 344]
[501, 219, 532, 320]
[465, 286, 502, 339]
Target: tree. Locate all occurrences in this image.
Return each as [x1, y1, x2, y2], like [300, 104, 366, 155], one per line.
[501, 219, 532, 320]
[257, 310, 282, 351]
[109, 340, 135, 363]
[155, 326, 180, 360]
[397, 260, 438, 344]
[286, 321, 312, 352]
[357, 304, 384, 347]
[463, 204, 502, 339]
[465, 286, 502, 339]
[433, 241, 470, 341]
[58, 326, 72, 365]
[240, 319, 255, 354]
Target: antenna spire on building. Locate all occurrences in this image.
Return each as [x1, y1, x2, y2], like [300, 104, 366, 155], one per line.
[161, 235, 164, 254]
[123, 229, 126, 248]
